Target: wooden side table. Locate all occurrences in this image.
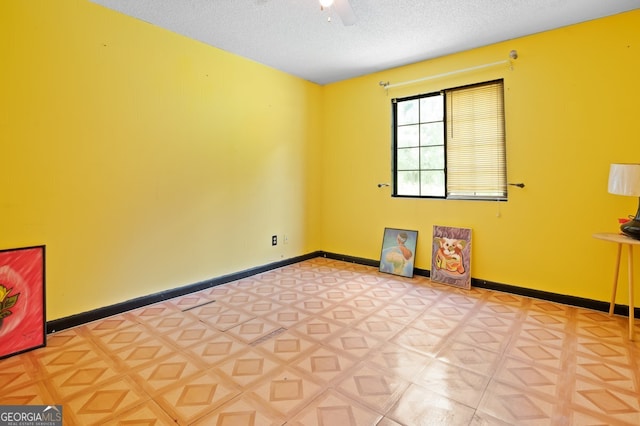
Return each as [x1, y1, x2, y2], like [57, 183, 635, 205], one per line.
[593, 232, 639, 340]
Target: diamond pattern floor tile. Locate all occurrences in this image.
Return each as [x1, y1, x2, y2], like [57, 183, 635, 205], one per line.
[416, 357, 491, 408]
[248, 367, 324, 418]
[292, 345, 358, 385]
[335, 363, 411, 413]
[286, 389, 384, 426]
[155, 370, 241, 424]
[63, 376, 149, 425]
[1, 257, 639, 424]
[387, 382, 476, 426]
[476, 380, 558, 424]
[190, 394, 284, 426]
[214, 348, 282, 388]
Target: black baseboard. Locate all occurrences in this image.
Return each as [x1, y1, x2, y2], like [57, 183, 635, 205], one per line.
[470, 278, 639, 317]
[321, 251, 640, 318]
[46, 251, 321, 333]
[47, 250, 638, 333]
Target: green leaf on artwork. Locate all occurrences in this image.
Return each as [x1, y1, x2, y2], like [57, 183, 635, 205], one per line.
[4, 293, 19, 309]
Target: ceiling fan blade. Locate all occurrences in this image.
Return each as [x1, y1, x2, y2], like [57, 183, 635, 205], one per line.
[333, 0, 356, 26]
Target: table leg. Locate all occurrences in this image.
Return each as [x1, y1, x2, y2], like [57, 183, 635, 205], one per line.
[610, 243, 622, 315]
[628, 245, 635, 341]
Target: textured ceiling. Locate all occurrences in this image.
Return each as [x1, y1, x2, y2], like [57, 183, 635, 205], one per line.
[89, 0, 639, 85]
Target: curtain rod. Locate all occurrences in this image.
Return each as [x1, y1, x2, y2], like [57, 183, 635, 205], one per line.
[379, 51, 517, 90]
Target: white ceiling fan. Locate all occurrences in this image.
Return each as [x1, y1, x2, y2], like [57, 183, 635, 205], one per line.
[319, 0, 356, 26]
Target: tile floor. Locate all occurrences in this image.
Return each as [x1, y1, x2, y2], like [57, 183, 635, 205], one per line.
[1, 257, 640, 425]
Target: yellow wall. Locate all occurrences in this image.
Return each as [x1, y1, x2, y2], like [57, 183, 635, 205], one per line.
[1, 0, 322, 320]
[2, 1, 639, 322]
[321, 10, 640, 304]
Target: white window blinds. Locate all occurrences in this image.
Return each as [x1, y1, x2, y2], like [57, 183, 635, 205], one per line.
[445, 81, 506, 199]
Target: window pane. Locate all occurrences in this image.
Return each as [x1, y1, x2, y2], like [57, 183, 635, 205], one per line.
[397, 125, 419, 148]
[420, 171, 445, 197]
[397, 171, 420, 195]
[420, 95, 443, 122]
[397, 99, 419, 125]
[392, 79, 505, 200]
[420, 146, 444, 170]
[397, 147, 419, 170]
[420, 122, 444, 146]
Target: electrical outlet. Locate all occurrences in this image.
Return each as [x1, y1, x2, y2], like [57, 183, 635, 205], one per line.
[272, 235, 277, 246]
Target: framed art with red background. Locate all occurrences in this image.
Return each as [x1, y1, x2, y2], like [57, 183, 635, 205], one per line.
[0, 245, 46, 359]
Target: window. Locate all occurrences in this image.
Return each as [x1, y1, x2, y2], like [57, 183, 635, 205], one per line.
[392, 79, 506, 200]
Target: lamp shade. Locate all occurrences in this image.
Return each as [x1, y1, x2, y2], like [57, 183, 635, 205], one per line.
[608, 163, 640, 196]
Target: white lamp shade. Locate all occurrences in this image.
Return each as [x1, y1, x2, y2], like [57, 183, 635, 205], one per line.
[608, 163, 640, 196]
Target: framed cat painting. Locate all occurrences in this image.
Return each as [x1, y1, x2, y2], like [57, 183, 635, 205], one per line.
[431, 226, 472, 289]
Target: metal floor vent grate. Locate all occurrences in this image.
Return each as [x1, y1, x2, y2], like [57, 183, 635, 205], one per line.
[249, 327, 287, 347]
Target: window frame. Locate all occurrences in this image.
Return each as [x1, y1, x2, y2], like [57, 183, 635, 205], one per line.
[391, 79, 507, 201]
